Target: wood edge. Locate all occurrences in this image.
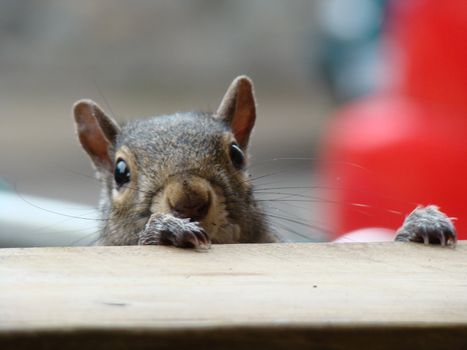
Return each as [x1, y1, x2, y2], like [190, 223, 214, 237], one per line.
[0, 240, 466, 254]
[1, 324, 467, 350]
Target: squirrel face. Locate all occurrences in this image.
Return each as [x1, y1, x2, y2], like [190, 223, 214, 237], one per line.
[73, 76, 274, 246]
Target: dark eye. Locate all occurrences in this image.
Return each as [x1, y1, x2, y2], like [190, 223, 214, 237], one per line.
[114, 158, 131, 188]
[229, 143, 245, 170]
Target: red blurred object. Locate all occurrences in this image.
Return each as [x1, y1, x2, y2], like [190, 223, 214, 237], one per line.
[319, 0, 467, 240]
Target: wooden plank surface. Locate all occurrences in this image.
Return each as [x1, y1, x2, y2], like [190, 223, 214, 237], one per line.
[1, 242, 467, 349]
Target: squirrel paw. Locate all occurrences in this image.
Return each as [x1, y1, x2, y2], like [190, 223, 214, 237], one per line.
[394, 205, 457, 246]
[138, 214, 211, 249]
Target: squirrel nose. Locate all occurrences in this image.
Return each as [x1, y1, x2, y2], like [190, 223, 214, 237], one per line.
[167, 181, 211, 221]
[170, 198, 210, 221]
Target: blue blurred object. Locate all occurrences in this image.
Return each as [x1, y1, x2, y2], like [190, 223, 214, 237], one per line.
[316, 0, 388, 102]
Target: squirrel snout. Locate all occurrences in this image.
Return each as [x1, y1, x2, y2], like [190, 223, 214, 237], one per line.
[166, 179, 212, 222]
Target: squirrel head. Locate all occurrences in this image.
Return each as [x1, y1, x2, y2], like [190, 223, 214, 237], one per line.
[73, 76, 270, 245]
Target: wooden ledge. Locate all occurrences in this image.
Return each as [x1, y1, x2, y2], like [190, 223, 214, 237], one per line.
[1, 242, 466, 349]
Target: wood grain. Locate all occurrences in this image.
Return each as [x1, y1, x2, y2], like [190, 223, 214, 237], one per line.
[1, 242, 466, 349]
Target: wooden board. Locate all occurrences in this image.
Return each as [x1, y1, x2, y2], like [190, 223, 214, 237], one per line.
[1, 242, 467, 349]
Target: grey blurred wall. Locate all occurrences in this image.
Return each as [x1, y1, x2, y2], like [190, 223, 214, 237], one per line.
[0, 0, 322, 91]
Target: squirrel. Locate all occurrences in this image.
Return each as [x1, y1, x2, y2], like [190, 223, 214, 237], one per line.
[73, 76, 457, 248]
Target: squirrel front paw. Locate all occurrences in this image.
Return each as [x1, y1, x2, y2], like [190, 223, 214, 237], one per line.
[138, 214, 211, 249]
[395, 205, 457, 246]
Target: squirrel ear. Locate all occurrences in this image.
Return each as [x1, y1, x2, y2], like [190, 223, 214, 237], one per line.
[73, 99, 121, 172]
[216, 75, 256, 149]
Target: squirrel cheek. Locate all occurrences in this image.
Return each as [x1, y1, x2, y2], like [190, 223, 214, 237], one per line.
[111, 185, 135, 211]
[149, 191, 173, 218]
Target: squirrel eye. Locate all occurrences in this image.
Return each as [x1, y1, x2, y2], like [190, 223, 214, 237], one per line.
[114, 158, 131, 188]
[229, 143, 245, 170]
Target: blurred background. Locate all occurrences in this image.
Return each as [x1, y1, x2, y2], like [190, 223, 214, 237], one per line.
[1, 0, 465, 247]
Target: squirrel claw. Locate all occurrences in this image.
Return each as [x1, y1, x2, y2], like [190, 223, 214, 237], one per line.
[138, 214, 211, 249]
[172, 229, 211, 249]
[394, 205, 457, 247]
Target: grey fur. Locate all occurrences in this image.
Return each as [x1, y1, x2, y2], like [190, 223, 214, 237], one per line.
[91, 111, 274, 246]
[395, 205, 457, 246]
[74, 76, 457, 249]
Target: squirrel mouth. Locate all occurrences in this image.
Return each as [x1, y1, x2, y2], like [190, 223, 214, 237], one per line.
[142, 183, 238, 246]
